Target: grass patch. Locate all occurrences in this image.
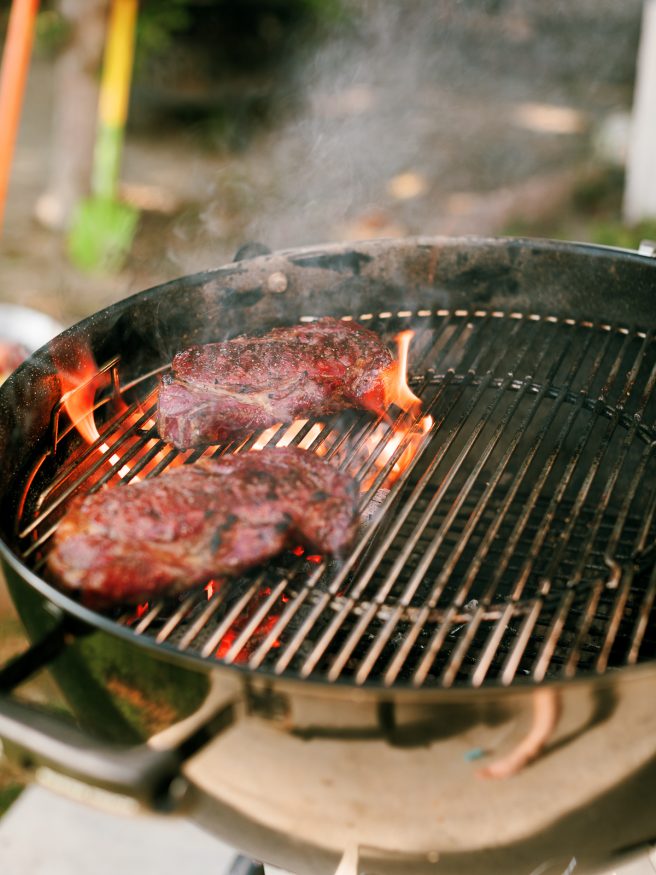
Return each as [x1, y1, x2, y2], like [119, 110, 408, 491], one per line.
[0, 782, 24, 817]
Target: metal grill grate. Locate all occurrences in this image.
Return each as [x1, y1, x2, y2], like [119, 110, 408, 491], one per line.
[16, 309, 656, 688]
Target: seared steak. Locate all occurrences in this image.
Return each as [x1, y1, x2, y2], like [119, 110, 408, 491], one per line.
[47, 447, 358, 608]
[158, 317, 395, 449]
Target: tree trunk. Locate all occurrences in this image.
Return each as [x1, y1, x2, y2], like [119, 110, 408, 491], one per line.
[34, 0, 109, 230]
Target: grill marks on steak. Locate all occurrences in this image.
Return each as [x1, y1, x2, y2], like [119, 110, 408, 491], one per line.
[158, 317, 395, 449]
[47, 447, 358, 608]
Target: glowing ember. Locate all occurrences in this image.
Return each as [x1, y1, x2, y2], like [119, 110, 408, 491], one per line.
[215, 629, 238, 660]
[124, 601, 150, 625]
[214, 586, 284, 661]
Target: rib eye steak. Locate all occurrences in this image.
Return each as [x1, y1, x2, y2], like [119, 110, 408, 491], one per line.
[158, 317, 396, 449]
[47, 447, 359, 607]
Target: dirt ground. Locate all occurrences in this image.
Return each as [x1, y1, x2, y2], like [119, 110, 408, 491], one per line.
[0, 0, 648, 812]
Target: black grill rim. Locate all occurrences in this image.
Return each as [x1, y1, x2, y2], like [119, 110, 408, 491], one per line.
[10, 313, 656, 692]
[1, 236, 656, 697]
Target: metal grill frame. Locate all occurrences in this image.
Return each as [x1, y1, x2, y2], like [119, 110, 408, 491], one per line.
[13, 304, 656, 692]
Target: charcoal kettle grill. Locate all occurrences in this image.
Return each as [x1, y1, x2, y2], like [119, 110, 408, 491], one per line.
[0, 236, 655, 875]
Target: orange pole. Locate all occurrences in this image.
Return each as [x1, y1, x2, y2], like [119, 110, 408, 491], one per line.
[0, 0, 40, 236]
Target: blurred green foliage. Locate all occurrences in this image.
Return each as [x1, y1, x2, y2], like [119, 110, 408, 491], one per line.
[136, 0, 194, 61]
[9, 0, 344, 70]
[504, 164, 656, 251]
[0, 783, 23, 816]
[589, 219, 656, 250]
[34, 8, 70, 58]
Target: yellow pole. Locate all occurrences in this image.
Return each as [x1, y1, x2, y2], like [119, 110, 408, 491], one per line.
[92, 0, 138, 200]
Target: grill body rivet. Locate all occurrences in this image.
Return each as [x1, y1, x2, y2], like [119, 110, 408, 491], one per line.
[267, 272, 288, 293]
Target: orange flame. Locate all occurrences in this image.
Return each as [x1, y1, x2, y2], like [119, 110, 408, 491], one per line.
[52, 343, 189, 481]
[362, 329, 432, 485]
[382, 329, 423, 418]
[52, 343, 143, 479]
[124, 601, 150, 625]
[55, 346, 107, 445]
[54, 328, 430, 493]
[205, 580, 219, 599]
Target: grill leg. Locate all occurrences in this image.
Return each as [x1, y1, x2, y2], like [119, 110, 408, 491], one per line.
[227, 857, 265, 875]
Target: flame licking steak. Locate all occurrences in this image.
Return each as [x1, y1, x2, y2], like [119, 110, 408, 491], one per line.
[47, 447, 358, 607]
[158, 317, 396, 449]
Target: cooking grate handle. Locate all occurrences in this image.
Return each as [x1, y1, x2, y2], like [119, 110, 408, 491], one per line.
[0, 616, 237, 812]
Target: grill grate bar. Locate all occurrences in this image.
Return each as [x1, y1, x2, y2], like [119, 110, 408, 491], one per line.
[532, 589, 577, 682]
[269, 383, 447, 676]
[223, 578, 289, 663]
[410, 606, 460, 687]
[596, 476, 656, 671]
[309, 315, 536, 680]
[246, 563, 327, 669]
[177, 591, 227, 650]
[499, 599, 543, 684]
[470, 602, 517, 686]
[439, 328, 601, 618]
[154, 591, 204, 643]
[595, 574, 633, 673]
[94, 423, 160, 489]
[616, 329, 654, 411]
[627, 565, 656, 664]
[562, 580, 606, 677]
[303, 368, 506, 680]
[408, 326, 617, 686]
[499, 334, 617, 599]
[200, 573, 268, 658]
[20, 398, 150, 539]
[351, 371, 536, 685]
[398, 317, 571, 686]
[133, 600, 164, 634]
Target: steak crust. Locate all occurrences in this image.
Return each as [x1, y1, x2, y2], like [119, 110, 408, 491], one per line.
[158, 317, 395, 448]
[47, 447, 358, 608]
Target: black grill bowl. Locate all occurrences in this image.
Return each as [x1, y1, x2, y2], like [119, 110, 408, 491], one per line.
[0, 237, 655, 875]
